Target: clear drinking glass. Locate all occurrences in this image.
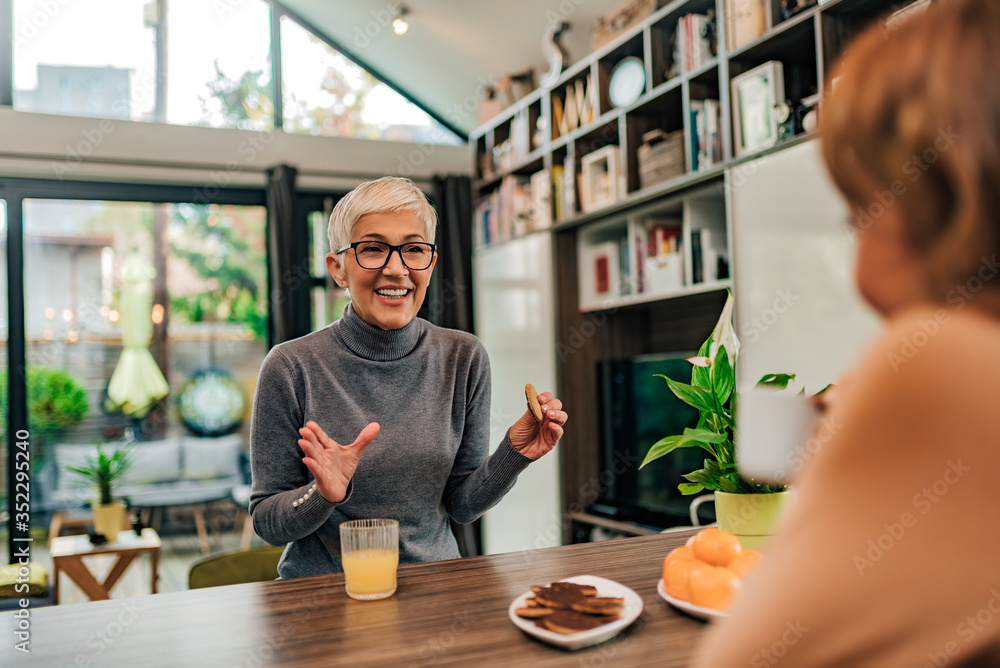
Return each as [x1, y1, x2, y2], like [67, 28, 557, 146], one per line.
[339, 519, 399, 600]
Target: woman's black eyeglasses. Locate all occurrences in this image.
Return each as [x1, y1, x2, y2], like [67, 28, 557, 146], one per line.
[335, 241, 437, 270]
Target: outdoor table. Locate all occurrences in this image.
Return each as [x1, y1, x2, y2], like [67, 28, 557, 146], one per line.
[49, 528, 160, 604]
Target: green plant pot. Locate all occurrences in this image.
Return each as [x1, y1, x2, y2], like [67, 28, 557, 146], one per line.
[92, 499, 127, 543]
[714, 490, 794, 552]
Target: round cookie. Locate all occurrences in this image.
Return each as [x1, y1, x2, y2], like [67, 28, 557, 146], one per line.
[525, 383, 544, 422]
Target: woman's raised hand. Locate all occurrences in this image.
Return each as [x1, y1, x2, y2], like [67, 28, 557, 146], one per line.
[297, 421, 380, 503]
[508, 391, 568, 459]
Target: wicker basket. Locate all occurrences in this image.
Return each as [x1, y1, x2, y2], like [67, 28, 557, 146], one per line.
[637, 129, 686, 189]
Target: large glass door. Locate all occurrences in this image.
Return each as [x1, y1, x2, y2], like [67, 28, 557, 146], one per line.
[21, 198, 268, 448]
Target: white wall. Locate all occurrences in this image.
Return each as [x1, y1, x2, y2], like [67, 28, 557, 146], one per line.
[0, 108, 470, 190]
[473, 232, 561, 555]
[730, 139, 882, 393]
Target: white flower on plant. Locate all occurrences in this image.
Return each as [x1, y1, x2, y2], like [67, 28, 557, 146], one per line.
[709, 292, 739, 368]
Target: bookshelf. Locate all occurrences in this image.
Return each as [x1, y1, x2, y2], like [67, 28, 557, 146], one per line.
[469, 0, 921, 537]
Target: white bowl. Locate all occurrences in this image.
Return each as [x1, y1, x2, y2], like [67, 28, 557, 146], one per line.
[657, 578, 727, 621]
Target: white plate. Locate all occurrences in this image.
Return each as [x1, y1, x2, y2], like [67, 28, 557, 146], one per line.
[657, 578, 727, 620]
[508, 575, 643, 651]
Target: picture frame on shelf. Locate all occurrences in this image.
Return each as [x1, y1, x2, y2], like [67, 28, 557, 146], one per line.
[580, 145, 621, 213]
[731, 60, 785, 158]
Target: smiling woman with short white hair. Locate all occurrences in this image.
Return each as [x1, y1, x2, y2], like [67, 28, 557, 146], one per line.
[248, 176, 568, 579]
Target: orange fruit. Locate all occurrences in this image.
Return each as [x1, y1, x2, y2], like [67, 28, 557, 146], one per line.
[689, 565, 743, 610]
[727, 549, 764, 580]
[691, 527, 743, 567]
[664, 556, 710, 602]
[664, 546, 695, 568]
[685, 534, 697, 548]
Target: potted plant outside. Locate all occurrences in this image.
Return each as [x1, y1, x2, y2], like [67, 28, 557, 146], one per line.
[66, 444, 134, 542]
[640, 292, 797, 550]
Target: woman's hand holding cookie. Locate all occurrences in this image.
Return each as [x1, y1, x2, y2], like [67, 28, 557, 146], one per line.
[297, 421, 380, 503]
[508, 388, 568, 459]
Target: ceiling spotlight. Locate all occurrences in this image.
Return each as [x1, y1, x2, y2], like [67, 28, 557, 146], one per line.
[392, 7, 408, 35]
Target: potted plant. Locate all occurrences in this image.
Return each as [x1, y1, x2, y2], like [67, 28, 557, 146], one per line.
[640, 292, 797, 550]
[66, 444, 134, 542]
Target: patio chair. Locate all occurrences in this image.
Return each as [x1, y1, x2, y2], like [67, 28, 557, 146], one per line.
[187, 545, 285, 590]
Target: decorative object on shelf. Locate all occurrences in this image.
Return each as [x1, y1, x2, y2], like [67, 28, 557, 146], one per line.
[496, 69, 537, 107]
[590, 0, 660, 51]
[580, 145, 621, 213]
[66, 442, 135, 543]
[774, 100, 796, 141]
[797, 92, 821, 134]
[637, 129, 685, 189]
[178, 367, 246, 437]
[553, 77, 596, 138]
[780, 0, 818, 21]
[731, 60, 785, 157]
[478, 86, 507, 125]
[725, 0, 767, 51]
[608, 56, 646, 109]
[541, 19, 571, 88]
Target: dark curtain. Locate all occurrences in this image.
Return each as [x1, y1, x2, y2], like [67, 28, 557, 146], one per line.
[428, 175, 475, 333]
[266, 165, 310, 345]
[428, 175, 481, 557]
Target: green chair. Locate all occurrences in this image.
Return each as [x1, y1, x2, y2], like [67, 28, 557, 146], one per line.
[187, 545, 285, 590]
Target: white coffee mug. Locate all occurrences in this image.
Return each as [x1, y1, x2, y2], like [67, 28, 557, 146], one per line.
[736, 388, 820, 484]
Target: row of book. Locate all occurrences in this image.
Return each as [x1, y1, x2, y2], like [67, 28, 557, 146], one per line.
[474, 170, 560, 248]
[676, 13, 716, 74]
[690, 99, 723, 172]
[580, 222, 728, 306]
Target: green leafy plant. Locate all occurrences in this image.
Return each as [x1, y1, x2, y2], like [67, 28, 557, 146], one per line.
[0, 367, 89, 436]
[66, 444, 134, 505]
[640, 292, 793, 495]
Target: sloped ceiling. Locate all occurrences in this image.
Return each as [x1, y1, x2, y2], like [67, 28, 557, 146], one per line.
[279, 0, 626, 139]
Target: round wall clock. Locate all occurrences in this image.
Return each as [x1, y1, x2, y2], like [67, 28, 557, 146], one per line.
[609, 57, 646, 109]
[178, 367, 246, 436]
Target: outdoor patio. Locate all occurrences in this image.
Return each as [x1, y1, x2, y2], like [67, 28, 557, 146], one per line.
[12, 501, 269, 607]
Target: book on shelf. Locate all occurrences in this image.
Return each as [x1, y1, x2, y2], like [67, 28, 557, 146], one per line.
[676, 13, 715, 74]
[551, 165, 565, 223]
[726, 0, 767, 51]
[530, 169, 553, 231]
[560, 156, 577, 220]
[587, 241, 623, 305]
[475, 175, 536, 247]
[690, 227, 729, 283]
[690, 99, 723, 172]
[643, 220, 685, 294]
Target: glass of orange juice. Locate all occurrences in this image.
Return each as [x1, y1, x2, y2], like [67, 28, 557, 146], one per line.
[339, 519, 399, 600]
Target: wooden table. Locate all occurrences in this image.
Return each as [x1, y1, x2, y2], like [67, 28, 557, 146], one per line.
[50, 528, 161, 604]
[4, 531, 711, 666]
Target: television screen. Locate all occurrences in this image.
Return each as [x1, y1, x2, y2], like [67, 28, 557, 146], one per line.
[595, 352, 716, 528]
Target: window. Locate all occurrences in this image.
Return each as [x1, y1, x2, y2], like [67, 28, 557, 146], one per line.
[306, 206, 350, 331]
[21, 198, 268, 448]
[11, 1, 462, 143]
[13, 0, 156, 120]
[13, 0, 273, 129]
[280, 17, 462, 145]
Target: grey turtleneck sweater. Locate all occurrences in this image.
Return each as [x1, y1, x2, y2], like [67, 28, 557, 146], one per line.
[248, 304, 533, 579]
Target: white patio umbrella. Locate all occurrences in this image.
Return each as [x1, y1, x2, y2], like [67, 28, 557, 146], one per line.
[106, 250, 169, 417]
